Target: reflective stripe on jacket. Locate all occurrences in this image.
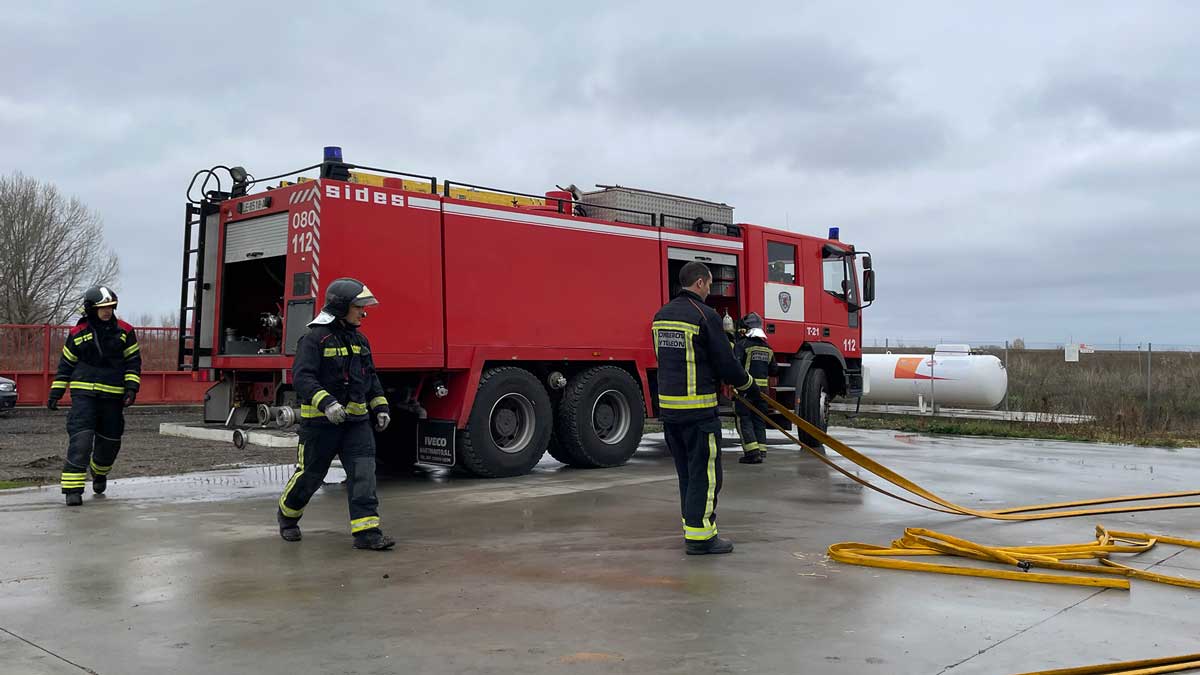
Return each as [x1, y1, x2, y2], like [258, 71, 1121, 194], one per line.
[292, 322, 388, 424]
[652, 290, 753, 423]
[52, 318, 141, 398]
[735, 336, 777, 388]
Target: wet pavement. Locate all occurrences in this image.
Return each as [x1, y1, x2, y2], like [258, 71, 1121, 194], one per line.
[2, 428, 1199, 674]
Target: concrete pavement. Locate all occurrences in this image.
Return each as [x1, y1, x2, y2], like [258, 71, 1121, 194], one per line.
[1, 428, 1198, 674]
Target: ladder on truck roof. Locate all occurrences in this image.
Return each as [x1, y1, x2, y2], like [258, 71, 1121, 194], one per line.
[176, 202, 214, 371]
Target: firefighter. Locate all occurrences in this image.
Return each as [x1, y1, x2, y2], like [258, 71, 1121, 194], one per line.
[734, 312, 778, 464]
[652, 262, 759, 555]
[276, 277, 395, 551]
[48, 286, 141, 506]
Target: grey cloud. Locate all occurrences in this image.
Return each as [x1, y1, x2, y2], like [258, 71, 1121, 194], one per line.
[593, 36, 886, 116]
[864, 210, 1197, 343]
[1022, 71, 1199, 133]
[762, 109, 949, 172]
[1, 3, 1197, 346]
[562, 35, 949, 173]
[1056, 141, 1200, 192]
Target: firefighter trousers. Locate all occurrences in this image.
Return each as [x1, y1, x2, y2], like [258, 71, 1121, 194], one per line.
[663, 416, 723, 542]
[734, 398, 769, 454]
[278, 420, 381, 535]
[61, 395, 124, 494]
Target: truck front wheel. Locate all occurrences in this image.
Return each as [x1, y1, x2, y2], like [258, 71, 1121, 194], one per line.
[458, 367, 552, 477]
[797, 367, 831, 449]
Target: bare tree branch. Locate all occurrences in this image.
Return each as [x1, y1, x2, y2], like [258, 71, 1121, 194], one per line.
[0, 172, 121, 324]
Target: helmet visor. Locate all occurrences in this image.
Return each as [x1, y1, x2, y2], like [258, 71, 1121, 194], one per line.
[351, 285, 378, 308]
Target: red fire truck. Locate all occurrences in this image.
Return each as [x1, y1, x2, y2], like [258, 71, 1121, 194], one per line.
[178, 147, 874, 477]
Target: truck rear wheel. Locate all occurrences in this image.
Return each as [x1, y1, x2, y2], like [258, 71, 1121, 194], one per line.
[797, 367, 831, 449]
[458, 367, 552, 477]
[553, 366, 645, 468]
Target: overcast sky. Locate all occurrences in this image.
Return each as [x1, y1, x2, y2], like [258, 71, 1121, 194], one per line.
[4, 1, 1198, 346]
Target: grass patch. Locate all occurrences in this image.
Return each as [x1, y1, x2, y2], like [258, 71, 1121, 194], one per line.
[864, 347, 1200, 439]
[0, 479, 40, 490]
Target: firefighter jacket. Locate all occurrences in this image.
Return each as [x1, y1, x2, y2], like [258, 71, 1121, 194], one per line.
[51, 317, 142, 398]
[293, 321, 389, 424]
[652, 290, 754, 423]
[734, 335, 778, 388]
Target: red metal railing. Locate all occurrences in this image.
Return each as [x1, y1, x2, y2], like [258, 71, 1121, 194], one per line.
[0, 324, 210, 406]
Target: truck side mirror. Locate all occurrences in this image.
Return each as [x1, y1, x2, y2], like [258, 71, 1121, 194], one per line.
[863, 269, 876, 303]
[862, 255, 872, 270]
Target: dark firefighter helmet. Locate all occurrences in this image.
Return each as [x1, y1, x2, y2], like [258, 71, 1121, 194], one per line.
[82, 286, 119, 314]
[309, 278, 378, 326]
[741, 312, 763, 330]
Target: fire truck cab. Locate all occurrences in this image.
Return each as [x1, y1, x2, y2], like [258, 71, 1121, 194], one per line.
[178, 148, 874, 477]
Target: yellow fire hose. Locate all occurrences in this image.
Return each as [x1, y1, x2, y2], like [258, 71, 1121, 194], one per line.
[736, 393, 1200, 521]
[734, 395, 1200, 673]
[827, 526, 1200, 591]
[1010, 654, 1200, 675]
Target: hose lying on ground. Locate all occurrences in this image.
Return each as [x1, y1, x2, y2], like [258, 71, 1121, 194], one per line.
[827, 525, 1200, 590]
[734, 396, 1200, 673]
[1010, 653, 1200, 675]
[735, 393, 1200, 521]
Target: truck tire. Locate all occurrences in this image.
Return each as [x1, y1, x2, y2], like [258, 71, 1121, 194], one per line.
[553, 366, 645, 468]
[457, 367, 552, 477]
[797, 367, 831, 449]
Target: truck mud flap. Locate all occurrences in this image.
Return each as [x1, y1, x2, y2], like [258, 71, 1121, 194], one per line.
[416, 419, 456, 468]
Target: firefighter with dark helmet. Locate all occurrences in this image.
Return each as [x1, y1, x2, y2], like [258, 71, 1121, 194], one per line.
[652, 262, 760, 555]
[276, 277, 395, 550]
[734, 312, 778, 464]
[49, 286, 141, 506]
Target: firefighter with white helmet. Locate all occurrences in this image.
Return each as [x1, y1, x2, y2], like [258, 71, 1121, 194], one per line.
[276, 277, 395, 550]
[49, 286, 141, 506]
[733, 312, 778, 464]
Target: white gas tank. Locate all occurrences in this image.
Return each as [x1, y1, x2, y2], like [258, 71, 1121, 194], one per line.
[861, 344, 1007, 409]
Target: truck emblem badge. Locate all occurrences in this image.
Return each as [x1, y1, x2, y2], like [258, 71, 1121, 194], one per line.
[778, 291, 792, 313]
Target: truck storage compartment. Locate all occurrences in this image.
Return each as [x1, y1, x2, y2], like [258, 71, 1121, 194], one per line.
[666, 247, 740, 319]
[579, 185, 733, 231]
[220, 212, 288, 355]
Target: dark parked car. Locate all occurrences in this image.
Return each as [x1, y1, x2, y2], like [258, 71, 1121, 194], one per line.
[0, 376, 16, 412]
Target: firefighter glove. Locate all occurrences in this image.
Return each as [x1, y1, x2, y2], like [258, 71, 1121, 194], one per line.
[375, 411, 391, 432]
[123, 389, 137, 408]
[324, 401, 347, 424]
[47, 393, 61, 411]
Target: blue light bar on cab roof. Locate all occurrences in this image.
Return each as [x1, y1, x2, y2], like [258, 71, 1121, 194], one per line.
[324, 146, 343, 162]
[828, 226, 840, 241]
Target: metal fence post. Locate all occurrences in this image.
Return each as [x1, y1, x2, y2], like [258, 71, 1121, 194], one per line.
[1004, 340, 1010, 414]
[1146, 341, 1152, 417]
[42, 324, 51, 395]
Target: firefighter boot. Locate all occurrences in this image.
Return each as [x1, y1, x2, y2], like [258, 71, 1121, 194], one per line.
[738, 450, 764, 464]
[65, 493, 83, 507]
[353, 529, 396, 551]
[92, 474, 107, 494]
[277, 509, 302, 542]
[686, 535, 734, 555]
